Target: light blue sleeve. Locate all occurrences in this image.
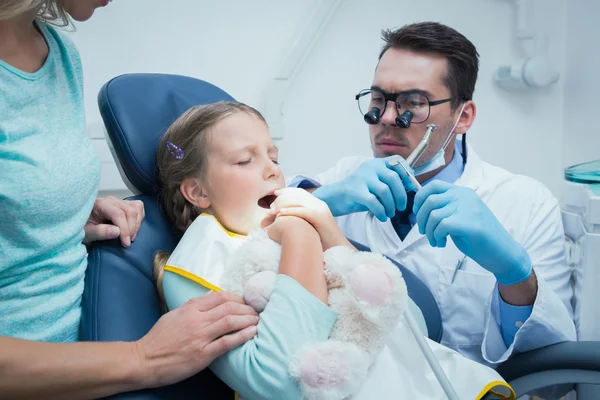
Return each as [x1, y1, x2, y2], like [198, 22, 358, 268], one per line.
[497, 287, 533, 347]
[162, 272, 337, 400]
[287, 175, 321, 189]
[162, 270, 211, 308]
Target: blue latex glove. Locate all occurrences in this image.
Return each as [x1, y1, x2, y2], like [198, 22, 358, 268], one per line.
[413, 180, 532, 286]
[312, 157, 414, 222]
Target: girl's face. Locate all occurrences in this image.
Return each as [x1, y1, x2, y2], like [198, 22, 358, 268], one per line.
[192, 112, 285, 235]
[60, 0, 110, 22]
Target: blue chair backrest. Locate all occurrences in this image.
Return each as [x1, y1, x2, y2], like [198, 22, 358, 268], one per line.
[80, 73, 235, 399]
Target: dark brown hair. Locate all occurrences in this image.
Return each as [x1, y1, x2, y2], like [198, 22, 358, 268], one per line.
[379, 22, 480, 109]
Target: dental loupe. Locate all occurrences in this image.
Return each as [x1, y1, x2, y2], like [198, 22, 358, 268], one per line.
[363, 107, 381, 125]
[363, 107, 414, 129]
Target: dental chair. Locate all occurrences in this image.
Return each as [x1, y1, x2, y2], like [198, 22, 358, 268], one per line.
[79, 73, 442, 399]
[80, 73, 600, 400]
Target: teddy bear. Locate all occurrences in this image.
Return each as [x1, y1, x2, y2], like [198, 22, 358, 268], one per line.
[222, 228, 408, 400]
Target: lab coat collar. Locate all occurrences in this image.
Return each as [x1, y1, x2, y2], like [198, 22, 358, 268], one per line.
[455, 142, 484, 192]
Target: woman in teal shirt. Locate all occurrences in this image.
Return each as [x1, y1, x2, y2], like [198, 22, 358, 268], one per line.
[0, 1, 258, 398]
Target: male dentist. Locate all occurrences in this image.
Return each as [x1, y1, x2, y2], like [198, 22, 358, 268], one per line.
[294, 22, 576, 366]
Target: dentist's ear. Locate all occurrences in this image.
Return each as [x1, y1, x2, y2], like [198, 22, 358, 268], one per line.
[454, 100, 476, 135]
[180, 178, 210, 209]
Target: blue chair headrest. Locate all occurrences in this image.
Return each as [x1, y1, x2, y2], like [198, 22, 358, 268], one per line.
[98, 73, 235, 195]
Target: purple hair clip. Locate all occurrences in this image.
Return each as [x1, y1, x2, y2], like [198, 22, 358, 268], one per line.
[166, 141, 184, 160]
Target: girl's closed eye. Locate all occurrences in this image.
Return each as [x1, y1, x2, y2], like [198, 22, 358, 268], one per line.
[237, 158, 252, 166]
[271, 159, 279, 165]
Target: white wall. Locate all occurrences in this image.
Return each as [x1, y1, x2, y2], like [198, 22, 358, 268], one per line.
[68, 0, 571, 198]
[562, 0, 600, 171]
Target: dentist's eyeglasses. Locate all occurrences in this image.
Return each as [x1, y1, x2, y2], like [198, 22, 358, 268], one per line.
[355, 88, 454, 124]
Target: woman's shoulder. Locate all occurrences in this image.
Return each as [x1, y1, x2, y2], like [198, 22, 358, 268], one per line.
[38, 23, 78, 51]
[37, 22, 83, 78]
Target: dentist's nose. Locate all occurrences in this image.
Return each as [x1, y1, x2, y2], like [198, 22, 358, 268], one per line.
[380, 100, 399, 126]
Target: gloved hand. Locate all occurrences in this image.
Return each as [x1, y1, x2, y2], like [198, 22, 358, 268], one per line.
[312, 157, 415, 222]
[413, 180, 532, 286]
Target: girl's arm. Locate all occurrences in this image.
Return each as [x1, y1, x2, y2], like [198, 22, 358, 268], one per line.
[163, 217, 336, 400]
[268, 216, 329, 304]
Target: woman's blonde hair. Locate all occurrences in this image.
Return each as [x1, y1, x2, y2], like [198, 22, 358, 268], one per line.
[152, 101, 266, 310]
[0, 0, 70, 26]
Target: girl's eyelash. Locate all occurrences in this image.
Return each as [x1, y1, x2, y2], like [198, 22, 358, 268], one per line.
[236, 157, 278, 165]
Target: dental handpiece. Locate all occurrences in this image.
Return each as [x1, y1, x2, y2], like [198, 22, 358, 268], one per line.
[387, 124, 438, 191]
[406, 124, 437, 167]
[388, 157, 422, 191]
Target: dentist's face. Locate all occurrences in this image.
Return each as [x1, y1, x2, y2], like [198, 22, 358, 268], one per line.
[369, 48, 458, 167]
[60, 0, 111, 22]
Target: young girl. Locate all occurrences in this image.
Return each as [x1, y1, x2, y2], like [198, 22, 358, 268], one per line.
[153, 101, 408, 400]
[153, 101, 516, 400]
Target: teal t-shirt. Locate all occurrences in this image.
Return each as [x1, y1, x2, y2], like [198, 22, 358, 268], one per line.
[0, 22, 100, 342]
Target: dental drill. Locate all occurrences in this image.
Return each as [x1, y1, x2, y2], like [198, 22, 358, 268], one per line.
[387, 124, 438, 191]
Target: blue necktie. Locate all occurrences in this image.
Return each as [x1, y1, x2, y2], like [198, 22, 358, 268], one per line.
[390, 191, 416, 241]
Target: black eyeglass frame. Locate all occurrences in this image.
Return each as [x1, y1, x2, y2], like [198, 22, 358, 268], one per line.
[355, 88, 454, 124]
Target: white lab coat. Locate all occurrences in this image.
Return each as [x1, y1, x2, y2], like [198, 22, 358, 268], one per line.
[310, 145, 577, 366]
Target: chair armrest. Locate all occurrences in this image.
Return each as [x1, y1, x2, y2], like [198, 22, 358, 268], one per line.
[497, 341, 600, 382]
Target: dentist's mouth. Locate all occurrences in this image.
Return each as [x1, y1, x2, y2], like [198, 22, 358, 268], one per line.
[258, 194, 277, 209]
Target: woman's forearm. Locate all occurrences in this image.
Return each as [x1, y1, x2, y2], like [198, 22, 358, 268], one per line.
[278, 227, 328, 304]
[0, 336, 145, 400]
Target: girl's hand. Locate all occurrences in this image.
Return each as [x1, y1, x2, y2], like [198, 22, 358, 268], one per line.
[271, 188, 355, 251]
[265, 214, 315, 244]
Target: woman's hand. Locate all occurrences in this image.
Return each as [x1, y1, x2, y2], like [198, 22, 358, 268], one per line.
[270, 188, 355, 251]
[83, 196, 145, 247]
[136, 291, 259, 388]
[0, 291, 258, 400]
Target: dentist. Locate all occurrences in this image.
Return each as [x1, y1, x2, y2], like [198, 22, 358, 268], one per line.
[295, 21, 576, 366]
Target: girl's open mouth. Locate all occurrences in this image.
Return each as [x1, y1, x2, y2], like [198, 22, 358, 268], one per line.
[258, 194, 277, 209]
